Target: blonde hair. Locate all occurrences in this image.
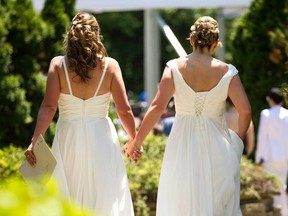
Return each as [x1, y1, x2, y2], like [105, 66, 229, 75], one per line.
[189, 16, 222, 52]
[64, 12, 107, 82]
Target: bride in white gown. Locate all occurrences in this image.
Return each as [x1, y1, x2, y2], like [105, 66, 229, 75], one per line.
[24, 12, 136, 216]
[125, 16, 251, 215]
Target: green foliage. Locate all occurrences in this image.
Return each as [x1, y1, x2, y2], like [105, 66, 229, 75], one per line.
[96, 9, 217, 95]
[281, 83, 288, 103]
[124, 136, 280, 215]
[0, 0, 49, 147]
[62, 0, 77, 20]
[230, 0, 288, 126]
[0, 75, 32, 145]
[0, 140, 281, 216]
[0, 146, 24, 180]
[41, 0, 71, 70]
[240, 157, 280, 200]
[160, 9, 217, 62]
[0, 2, 13, 75]
[96, 12, 144, 93]
[0, 178, 92, 216]
[0, 0, 75, 147]
[125, 134, 166, 216]
[7, 0, 50, 79]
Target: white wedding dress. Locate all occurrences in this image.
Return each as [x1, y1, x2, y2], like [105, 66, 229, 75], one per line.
[156, 59, 244, 216]
[51, 57, 134, 216]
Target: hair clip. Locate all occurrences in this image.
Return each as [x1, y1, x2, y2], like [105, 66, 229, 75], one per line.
[72, 21, 78, 25]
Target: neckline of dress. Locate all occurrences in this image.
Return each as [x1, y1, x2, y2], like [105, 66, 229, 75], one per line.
[175, 63, 232, 94]
[60, 92, 110, 101]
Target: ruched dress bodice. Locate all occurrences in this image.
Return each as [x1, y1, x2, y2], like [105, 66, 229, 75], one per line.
[58, 93, 110, 122]
[156, 59, 243, 216]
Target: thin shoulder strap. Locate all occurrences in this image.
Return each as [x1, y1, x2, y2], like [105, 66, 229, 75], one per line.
[94, 58, 109, 96]
[62, 56, 73, 95]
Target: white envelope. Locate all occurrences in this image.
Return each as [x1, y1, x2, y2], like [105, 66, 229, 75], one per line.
[19, 134, 57, 183]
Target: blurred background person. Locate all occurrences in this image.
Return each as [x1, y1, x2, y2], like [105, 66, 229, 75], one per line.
[255, 87, 288, 216]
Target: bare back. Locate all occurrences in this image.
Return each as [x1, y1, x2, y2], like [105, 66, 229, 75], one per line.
[55, 56, 113, 100]
[176, 55, 229, 93]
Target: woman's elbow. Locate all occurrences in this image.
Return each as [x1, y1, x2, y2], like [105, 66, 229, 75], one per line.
[241, 105, 252, 120]
[150, 101, 166, 114]
[117, 106, 134, 118]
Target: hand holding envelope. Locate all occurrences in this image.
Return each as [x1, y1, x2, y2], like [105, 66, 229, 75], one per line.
[19, 135, 57, 183]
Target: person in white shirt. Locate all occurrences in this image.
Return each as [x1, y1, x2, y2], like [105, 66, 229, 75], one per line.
[256, 87, 288, 216]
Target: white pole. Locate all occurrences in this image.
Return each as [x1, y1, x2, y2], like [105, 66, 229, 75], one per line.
[144, 9, 160, 104]
[217, 8, 225, 61]
[157, 16, 187, 57]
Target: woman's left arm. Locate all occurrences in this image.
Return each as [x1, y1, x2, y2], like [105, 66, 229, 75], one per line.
[25, 57, 60, 166]
[228, 75, 251, 140]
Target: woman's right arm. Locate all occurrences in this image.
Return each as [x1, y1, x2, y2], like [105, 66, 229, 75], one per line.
[25, 57, 61, 166]
[125, 66, 175, 158]
[110, 59, 136, 140]
[245, 120, 255, 156]
[228, 75, 251, 140]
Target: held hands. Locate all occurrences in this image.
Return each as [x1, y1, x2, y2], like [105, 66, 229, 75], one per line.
[124, 139, 143, 164]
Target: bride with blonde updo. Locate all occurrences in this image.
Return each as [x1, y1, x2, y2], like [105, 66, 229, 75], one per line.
[125, 15, 251, 216]
[189, 16, 222, 52]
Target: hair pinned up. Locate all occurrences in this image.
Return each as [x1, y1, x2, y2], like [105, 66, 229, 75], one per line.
[189, 16, 222, 52]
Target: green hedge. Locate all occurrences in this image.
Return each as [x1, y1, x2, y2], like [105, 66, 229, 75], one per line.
[0, 134, 279, 215]
[0, 178, 92, 216]
[0, 146, 25, 181]
[124, 134, 166, 215]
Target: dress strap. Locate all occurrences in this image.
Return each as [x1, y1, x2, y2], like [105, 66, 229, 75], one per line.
[62, 56, 73, 95]
[94, 58, 109, 96]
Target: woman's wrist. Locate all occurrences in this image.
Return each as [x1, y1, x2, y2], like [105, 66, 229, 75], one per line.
[133, 137, 143, 149]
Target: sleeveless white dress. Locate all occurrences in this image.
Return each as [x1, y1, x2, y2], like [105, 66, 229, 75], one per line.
[51, 57, 134, 216]
[156, 59, 244, 216]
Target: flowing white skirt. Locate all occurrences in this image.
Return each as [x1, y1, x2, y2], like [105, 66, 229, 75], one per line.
[156, 115, 243, 216]
[51, 117, 134, 216]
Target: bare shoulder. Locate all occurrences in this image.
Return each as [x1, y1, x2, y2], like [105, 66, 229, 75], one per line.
[212, 58, 229, 74]
[50, 56, 64, 70]
[105, 57, 121, 74]
[175, 57, 187, 68]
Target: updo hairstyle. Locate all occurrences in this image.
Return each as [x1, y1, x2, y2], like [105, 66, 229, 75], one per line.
[189, 16, 222, 52]
[64, 12, 107, 82]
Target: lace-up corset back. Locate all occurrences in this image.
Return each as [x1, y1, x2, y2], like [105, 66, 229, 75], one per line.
[195, 94, 207, 116]
[167, 59, 238, 118]
[58, 57, 110, 121]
